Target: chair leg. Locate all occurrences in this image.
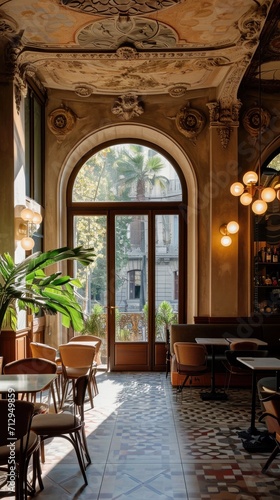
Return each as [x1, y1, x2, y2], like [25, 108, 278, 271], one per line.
[262, 443, 280, 472]
[80, 424, 91, 467]
[177, 375, 189, 393]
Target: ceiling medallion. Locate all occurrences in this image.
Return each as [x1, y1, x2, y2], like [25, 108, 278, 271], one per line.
[175, 103, 205, 145]
[47, 106, 76, 141]
[61, 0, 181, 16]
[242, 106, 271, 138]
[111, 94, 144, 120]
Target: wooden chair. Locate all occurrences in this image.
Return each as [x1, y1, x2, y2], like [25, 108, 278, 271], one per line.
[59, 343, 96, 409]
[30, 342, 63, 406]
[258, 391, 280, 472]
[173, 342, 209, 393]
[69, 334, 102, 366]
[0, 400, 43, 499]
[3, 357, 58, 413]
[31, 375, 91, 486]
[222, 341, 259, 390]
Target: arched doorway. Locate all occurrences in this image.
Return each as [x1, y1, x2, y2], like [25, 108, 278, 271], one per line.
[67, 141, 189, 370]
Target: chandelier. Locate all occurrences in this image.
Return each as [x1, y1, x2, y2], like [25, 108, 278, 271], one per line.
[230, 170, 280, 215]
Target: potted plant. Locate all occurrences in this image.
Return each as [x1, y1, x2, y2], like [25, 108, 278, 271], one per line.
[0, 246, 95, 365]
[156, 300, 177, 341]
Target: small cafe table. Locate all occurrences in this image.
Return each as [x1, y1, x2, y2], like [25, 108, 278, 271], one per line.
[226, 338, 268, 347]
[195, 338, 229, 400]
[236, 357, 280, 437]
[0, 373, 57, 397]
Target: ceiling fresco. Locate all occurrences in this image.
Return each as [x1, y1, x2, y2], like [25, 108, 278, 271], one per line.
[0, 0, 280, 102]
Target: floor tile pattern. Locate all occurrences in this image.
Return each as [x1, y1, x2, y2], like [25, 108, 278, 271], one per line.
[2, 371, 280, 499]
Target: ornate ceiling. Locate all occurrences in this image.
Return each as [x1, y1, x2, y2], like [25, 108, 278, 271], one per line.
[0, 0, 280, 104]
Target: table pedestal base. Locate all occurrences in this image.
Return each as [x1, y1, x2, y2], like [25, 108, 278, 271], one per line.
[200, 391, 228, 401]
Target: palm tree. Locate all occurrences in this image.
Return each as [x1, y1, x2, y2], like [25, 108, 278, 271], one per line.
[0, 246, 95, 332]
[116, 144, 169, 200]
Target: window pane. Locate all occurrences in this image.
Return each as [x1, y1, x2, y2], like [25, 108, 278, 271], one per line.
[155, 214, 178, 341]
[115, 215, 148, 342]
[73, 144, 182, 202]
[73, 215, 108, 364]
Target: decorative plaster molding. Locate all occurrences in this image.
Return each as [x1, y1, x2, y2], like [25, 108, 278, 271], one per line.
[0, 14, 17, 37]
[242, 106, 271, 138]
[47, 106, 77, 142]
[61, 0, 181, 16]
[74, 84, 95, 97]
[175, 103, 206, 145]
[111, 94, 144, 120]
[77, 18, 177, 50]
[168, 85, 189, 97]
[14, 71, 27, 114]
[237, 1, 270, 41]
[207, 100, 242, 149]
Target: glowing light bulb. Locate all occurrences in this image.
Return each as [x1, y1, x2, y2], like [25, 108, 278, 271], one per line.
[221, 235, 232, 247]
[32, 212, 42, 224]
[20, 208, 34, 221]
[230, 182, 244, 196]
[261, 187, 276, 202]
[252, 199, 267, 215]
[21, 237, 35, 251]
[243, 171, 258, 185]
[227, 221, 239, 234]
[240, 192, 253, 205]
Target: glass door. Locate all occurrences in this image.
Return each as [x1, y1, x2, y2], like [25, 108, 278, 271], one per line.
[73, 211, 180, 370]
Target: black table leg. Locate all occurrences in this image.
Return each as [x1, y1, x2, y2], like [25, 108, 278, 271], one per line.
[200, 345, 227, 401]
[238, 371, 261, 439]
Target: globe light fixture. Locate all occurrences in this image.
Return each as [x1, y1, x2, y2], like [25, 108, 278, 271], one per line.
[15, 206, 43, 251]
[219, 221, 239, 246]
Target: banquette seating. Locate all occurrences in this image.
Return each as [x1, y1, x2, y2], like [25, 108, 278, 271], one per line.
[169, 323, 280, 388]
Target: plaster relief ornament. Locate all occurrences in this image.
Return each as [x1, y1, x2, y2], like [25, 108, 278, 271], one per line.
[168, 85, 189, 98]
[0, 14, 17, 37]
[207, 100, 242, 149]
[111, 94, 144, 120]
[74, 84, 95, 97]
[77, 18, 177, 50]
[242, 106, 271, 138]
[61, 0, 181, 16]
[47, 106, 76, 142]
[175, 104, 205, 145]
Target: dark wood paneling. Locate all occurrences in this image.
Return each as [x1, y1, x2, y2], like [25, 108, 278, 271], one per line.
[114, 343, 148, 368]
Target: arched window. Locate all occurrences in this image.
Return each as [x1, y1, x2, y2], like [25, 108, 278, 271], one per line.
[69, 142, 186, 371]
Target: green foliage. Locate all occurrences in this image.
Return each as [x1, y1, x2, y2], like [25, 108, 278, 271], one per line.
[0, 246, 95, 332]
[81, 303, 105, 337]
[156, 301, 177, 340]
[116, 144, 169, 200]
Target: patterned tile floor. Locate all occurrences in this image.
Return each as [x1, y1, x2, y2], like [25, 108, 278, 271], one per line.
[3, 371, 280, 499]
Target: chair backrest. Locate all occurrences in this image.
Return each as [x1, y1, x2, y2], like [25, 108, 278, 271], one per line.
[30, 342, 57, 362]
[69, 335, 102, 363]
[259, 391, 280, 435]
[59, 343, 95, 369]
[174, 342, 208, 369]
[230, 340, 258, 351]
[73, 375, 89, 417]
[4, 357, 57, 374]
[0, 399, 34, 445]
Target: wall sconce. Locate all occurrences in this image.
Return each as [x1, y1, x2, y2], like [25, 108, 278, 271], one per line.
[220, 221, 239, 247]
[15, 207, 43, 250]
